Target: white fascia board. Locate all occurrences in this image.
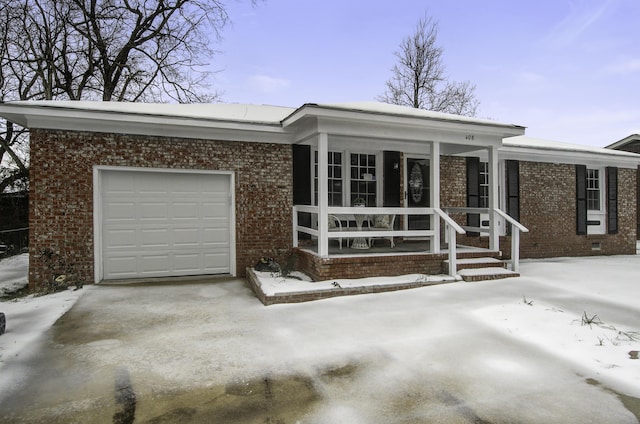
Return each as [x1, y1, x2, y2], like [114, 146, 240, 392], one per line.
[499, 145, 640, 169]
[283, 104, 525, 137]
[0, 103, 293, 144]
[315, 117, 509, 148]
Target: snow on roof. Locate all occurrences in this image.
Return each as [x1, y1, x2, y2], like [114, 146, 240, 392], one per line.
[504, 135, 640, 158]
[9, 100, 296, 124]
[313, 101, 524, 128]
[605, 134, 640, 150]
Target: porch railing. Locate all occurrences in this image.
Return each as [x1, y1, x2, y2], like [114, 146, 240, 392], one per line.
[292, 205, 465, 276]
[434, 208, 466, 276]
[494, 208, 529, 272]
[443, 207, 529, 272]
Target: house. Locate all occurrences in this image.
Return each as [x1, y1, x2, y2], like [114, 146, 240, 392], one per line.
[606, 134, 640, 239]
[0, 101, 637, 289]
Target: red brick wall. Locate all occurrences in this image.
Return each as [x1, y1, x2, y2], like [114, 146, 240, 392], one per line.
[295, 248, 446, 281]
[29, 129, 293, 288]
[440, 157, 637, 258]
[518, 161, 636, 257]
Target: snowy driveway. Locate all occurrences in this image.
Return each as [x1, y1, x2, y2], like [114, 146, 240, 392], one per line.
[1, 256, 639, 423]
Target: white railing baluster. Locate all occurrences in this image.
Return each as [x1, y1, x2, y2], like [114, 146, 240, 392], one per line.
[292, 206, 298, 248]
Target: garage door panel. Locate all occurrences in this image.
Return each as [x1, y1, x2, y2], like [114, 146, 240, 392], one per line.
[202, 202, 229, 219]
[136, 176, 168, 195]
[203, 228, 229, 245]
[104, 229, 137, 249]
[139, 202, 169, 221]
[105, 202, 137, 222]
[139, 254, 172, 274]
[101, 170, 232, 280]
[204, 252, 231, 272]
[173, 228, 201, 246]
[140, 228, 171, 248]
[172, 202, 200, 220]
[173, 253, 202, 272]
[104, 256, 138, 277]
[104, 173, 136, 194]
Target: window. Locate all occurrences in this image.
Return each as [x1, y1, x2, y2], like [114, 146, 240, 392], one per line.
[350, 153, 376, 206]
[479, 161, 489, 209]
[314, 151, 343, 206]
[586, 169, 600, 211]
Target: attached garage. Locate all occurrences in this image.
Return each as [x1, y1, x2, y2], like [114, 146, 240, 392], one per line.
[95, 167, 235, 281]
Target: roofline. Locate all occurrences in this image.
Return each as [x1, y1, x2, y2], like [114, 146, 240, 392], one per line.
[0, 101, 287, 127]
[605, 133, 640, 150]
[500, 143, 640, 168]
[0, 101, 291, 144]
[282, 103, 526, 133]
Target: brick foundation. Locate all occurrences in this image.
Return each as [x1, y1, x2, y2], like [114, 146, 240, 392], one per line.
[294, 248, 447, 281]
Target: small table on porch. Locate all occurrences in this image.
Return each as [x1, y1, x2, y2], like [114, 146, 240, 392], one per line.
[351, 213, 370, 249]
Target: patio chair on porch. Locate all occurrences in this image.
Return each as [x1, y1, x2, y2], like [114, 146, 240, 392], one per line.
[328, 214, 344, 249]
[368, 214, 396, 248]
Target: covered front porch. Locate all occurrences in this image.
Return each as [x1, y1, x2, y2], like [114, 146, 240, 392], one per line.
[284, 103, 528, 279]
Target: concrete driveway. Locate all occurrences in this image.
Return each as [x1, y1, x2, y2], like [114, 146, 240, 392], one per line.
[0, 271, 638, 423]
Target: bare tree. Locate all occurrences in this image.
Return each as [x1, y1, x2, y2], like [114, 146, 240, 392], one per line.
[1, 0, 241, 193]
[378, 14, 479, 117]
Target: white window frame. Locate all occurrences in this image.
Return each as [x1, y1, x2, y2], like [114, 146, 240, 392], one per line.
[313, 150, 344, 206]
[479, 160, 506, 237]
[312, 149, 382, 207]
[586, 167, 606, 235]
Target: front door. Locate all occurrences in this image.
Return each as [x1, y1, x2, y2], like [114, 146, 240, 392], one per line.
[405, 157, 430, 230]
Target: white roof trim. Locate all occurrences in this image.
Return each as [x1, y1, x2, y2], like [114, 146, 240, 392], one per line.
[502, 136, 640, 168]
[605, 134, 640, 150]
[283, 102, 525, 135]
[0, 101, 293, 144]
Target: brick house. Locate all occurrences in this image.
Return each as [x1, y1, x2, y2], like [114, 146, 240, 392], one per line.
[0, 101, 638, 288]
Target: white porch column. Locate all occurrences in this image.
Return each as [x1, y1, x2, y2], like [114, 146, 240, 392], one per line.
[488, 145, 499, 251]
[430, 141, 441, 253]
[317, 132, 329, 257]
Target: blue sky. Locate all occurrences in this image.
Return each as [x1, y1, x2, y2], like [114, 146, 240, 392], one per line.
[215, 0, 639, 147]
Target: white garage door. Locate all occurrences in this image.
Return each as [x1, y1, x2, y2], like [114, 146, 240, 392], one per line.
[101, 170, 232, 280]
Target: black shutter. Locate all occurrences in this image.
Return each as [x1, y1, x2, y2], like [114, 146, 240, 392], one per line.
[606, 166, 618, 234]
[293, 145, 311, 238]
[576, 165, 587, 235]
[466, 157, 480, 236]
[383, 151, 401, 207]
[293, 145, 311, 205]
[506, 160, 520, 222]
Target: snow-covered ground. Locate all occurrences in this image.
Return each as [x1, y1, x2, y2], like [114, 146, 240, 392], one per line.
[0, 254, 88, 367]
[0, 253, 29, 297]
[0, 253, 639, 405]
[251, 255, 640, 398]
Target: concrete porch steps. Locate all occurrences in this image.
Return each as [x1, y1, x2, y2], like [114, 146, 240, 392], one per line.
[458, 266, 520, 282]
[445, 256, 520, 282]
[445, 257, 505, 270]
